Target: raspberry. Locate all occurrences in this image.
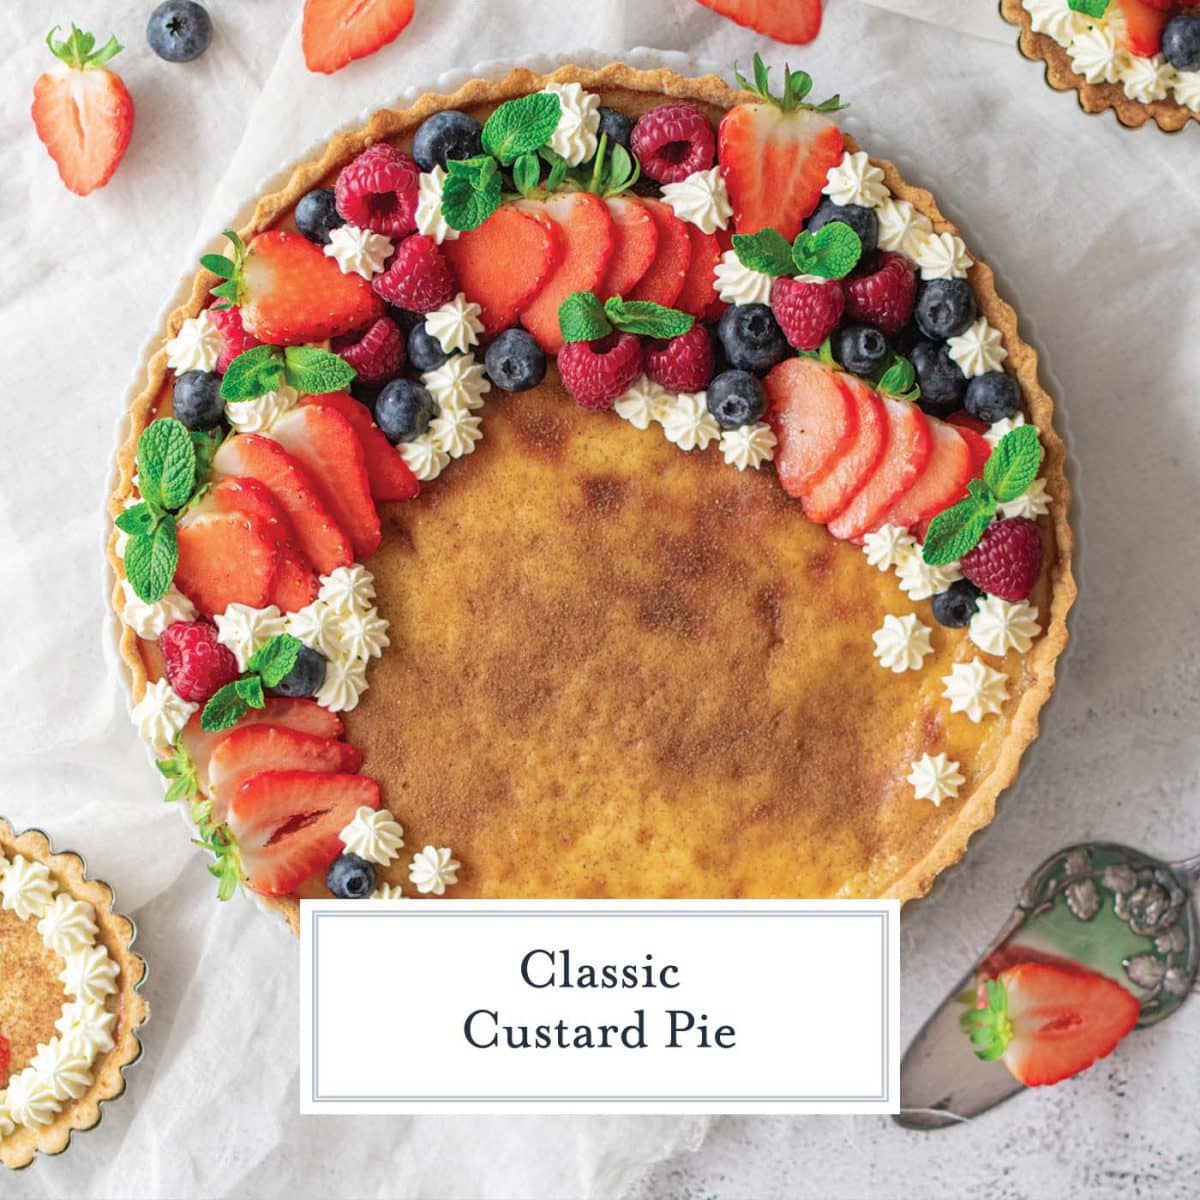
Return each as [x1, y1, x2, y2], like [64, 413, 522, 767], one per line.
[644, 324, 714, 393]
[333, 316, 406, 383]
[334, 143, 420, 238]
[770, 277, 845, 352]
[159, 620, 239, 703]
[842, 251, 916, 335]
[372, 235, 456, 313]
[960, 517, 1043, 602]
[557, 333, 643, 410]
[629, 102, 716, 184]
[0, 1034, 9, 1083]
[209, 306, 261, 374]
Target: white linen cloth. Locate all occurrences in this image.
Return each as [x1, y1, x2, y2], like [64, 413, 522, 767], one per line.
[1, 0, 1197, 1196]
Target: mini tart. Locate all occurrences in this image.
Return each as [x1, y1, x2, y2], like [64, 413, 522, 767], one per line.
[108, 63, 1075, 930]
[0, 820, 148, 1170]
[1000, 0, 1199, 131]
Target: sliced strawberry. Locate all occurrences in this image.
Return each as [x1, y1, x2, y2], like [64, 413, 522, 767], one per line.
[268, 407, 381, 560]
[301, 0, 414, 74]
[718, 63, 844, 241]
[236, 230, 384, 345]
[226, 771, 380, 897]
[443, 204, 563, 338]
[957, 424, 992, 481]
[175, 495, 282, 618]
[208, 726, 363, 822]
[694, 0, 823, 43]
[967, 962, 1140, 1088]
[300, 392, 420, 503]
[674, 225, 723, 319]
[213, 434, 354, 575]
[518, 193, 615, 354]
[31, 26, 134, 197]
[947, 411, 990, 438]
[765, 357, 856, 498]
[801, 376, 887, 524]
[881, 417, 974, 532]
[1112, 0, 1168, 54]
[827, 391, 931, 541]
[599, 197, 659, 299]
[626, 198, 692, 307]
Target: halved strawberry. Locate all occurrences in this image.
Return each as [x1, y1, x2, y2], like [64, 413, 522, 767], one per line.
[718, 60, 844, 241]
[213, 434, 354, 575]
[269, 407, 381, 560]
[880, 417, 974, 533]
[801, 376, 887, 524]
[208, 726, 363, 822]
[226, 771, 380, 897]
[31, 25, 134, 196]
[964, 962, 1140, 1088]
[599, 197, 659, 299]
[300, 392, 420, 503]
[519, 193, 615, 354]
[443, 204, 563, 338]
[226, 230, 384, 346]
[827, 391, 932, 541]
[694, 0, 823, 43]
[626, 198, 692, 307]
[674, 225, 724, 319]
[301, 0, 414, 74]
[1112, 0, 1168, 54]
[765, 357, 856, 498]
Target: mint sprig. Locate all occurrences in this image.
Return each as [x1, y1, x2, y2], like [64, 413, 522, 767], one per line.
[733, 221, 862, 281]
[579, 134, 640, 199]
[481, 92, 562, 164]
[922, 427, 1043, 565]
[877, 355, 921, 403]
[442, 155, 504, 232]
[200, 633, 303, 732]
[1067, 0, 1108, 16]
[731, 229, 794, 277]
[220, 344, 356, 403]
[557, 291, 695, 344]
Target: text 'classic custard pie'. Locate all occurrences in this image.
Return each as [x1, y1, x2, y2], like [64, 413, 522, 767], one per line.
[108, 60, 1075, 931]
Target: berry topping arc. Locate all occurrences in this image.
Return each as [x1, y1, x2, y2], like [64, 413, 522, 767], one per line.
[111, 60, 1074, 928]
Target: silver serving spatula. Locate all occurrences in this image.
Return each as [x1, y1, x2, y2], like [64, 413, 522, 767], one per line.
[896, 842, 1199, 1130]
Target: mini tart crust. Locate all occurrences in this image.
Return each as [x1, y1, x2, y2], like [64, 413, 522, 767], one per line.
[1000, 0, 1198, 132]
[0, 820, 148, 1170]
[107, 63, 1076, 932]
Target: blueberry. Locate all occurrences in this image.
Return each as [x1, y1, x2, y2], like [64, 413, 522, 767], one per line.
[407, 321, 451, 372]
[597, 106, 634, 149]
[327, 853, 376, 900]
[271, 645, 327, 699]
[173, 370, 224, 430]
[932, 580, 984, 629]
[964, 372, 1020, 425]
[375, 379, 436, 443]
[1163, 13, 1200, 72]
[914, 278, 977, 341]
[412, 111, 484, 172]
[484, 328, 547, 392]
[295, 188, 344, 245]
[717, 304, 788, 375]
[911, 339, 966, 417]
[706, 370, 766, 430]
[807, 198, 878, 260]
[146, 0, 213, 62]
[834, 324, 890, 378]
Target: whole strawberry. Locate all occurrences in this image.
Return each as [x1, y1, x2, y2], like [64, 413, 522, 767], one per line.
[961, 517, 1043, 602]
[771, 276, 845, 352]
[645, 325, 714, 393]
[372, 235, 456, 313]
[335, 143, 420, 237]
[843, 251, 916, 335]
[160, 620, 239, 702]
[558, 333, 643, 410]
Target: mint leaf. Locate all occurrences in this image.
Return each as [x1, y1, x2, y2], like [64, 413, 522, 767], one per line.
[558, 291, 612, 344]
[284, 346, 357, 395]
[606, 143, 637, 195]
[923, 493, 995, 566]
[984, 424, 1043, 503]
[441, 160, 502, 232]
[604, 297, 694, 340]
[125, 517, 178, 604]
[247, 634, 302, 688]
[877, 356, 920, 402]
[513, 152, 541, 197]
[138, 418, 196, 511]
[220, 345, 285, 403]
[482, 93, 562, 164]
[201, 682, 249, 733]
[791, 222, 862, 281]
[234, 674, 266, 709]
[1068, 0, 1108, 15]
[115, 502, 158, 537]
[732, 229, 794, 277]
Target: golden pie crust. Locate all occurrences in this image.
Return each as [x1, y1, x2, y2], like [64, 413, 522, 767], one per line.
[0, 819, 148, 1170]
[108, 64, 1076, 935]
[1000, 0, 1199, 132]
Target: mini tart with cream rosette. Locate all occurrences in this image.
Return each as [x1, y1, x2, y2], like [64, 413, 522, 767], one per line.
[109, 60, 1074, 929]
[0, 820, 147, 1170]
